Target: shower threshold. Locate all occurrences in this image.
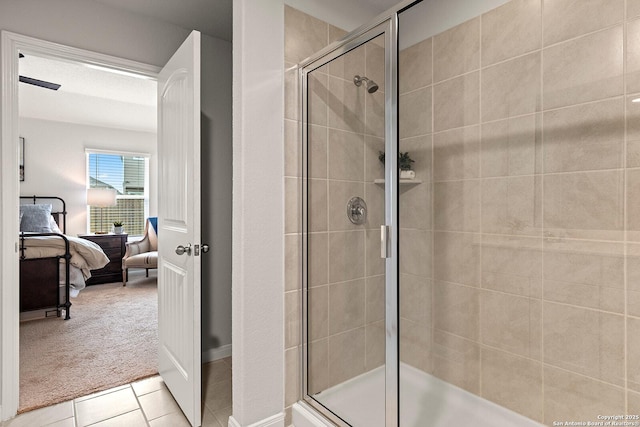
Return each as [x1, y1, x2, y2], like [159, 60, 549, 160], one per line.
[298, 363, 543, 427]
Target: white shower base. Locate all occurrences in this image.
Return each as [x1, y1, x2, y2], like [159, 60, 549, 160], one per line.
[293, 363, 543, 427]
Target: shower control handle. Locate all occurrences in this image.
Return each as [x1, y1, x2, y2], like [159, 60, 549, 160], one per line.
[347, 197, 367, 225]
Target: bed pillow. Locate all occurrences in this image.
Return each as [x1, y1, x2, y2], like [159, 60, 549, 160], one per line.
[49, 215, 62, 234]
[19, 204, 53, 233]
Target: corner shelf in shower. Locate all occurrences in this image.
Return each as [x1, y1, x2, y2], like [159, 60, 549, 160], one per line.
[373, 179, 422, 185]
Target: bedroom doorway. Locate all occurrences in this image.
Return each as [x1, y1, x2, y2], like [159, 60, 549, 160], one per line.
[2, 31, 162, 419]
[17, 51, 159, 413]
[2, 30, 231, 425]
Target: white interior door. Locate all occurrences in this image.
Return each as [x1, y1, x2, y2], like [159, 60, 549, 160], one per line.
[157, 30, 202, 427]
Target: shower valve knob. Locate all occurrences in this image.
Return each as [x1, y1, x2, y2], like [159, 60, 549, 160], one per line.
[347, 197, 367, 225]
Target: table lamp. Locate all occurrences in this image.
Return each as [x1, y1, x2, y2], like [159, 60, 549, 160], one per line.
[87, 188, 117, 234]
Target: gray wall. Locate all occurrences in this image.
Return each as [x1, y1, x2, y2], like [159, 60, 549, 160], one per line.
[201, 34, 233, 355]
[0, 0, 189, 67]
[0, 0, 232, 412]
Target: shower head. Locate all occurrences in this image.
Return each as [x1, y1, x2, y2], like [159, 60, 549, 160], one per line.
[353, 75, 379, 93]
[365, 79, 379, 94]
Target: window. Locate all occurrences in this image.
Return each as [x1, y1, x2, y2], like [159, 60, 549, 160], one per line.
[87, 150, 149, 236]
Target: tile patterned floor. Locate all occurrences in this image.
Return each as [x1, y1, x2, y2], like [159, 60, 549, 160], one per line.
[2, 357, 232, 427]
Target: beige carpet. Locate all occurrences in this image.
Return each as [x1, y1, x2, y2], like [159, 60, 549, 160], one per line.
[19, 272, 158, 413]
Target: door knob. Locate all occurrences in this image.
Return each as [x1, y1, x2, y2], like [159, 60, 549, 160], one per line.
[175, 244, 192, 256]
[202, 244, 210, 253]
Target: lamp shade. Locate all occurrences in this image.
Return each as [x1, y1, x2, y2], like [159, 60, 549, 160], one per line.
[87, 188, 117, 207]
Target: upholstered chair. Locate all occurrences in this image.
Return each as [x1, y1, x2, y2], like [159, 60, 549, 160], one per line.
[122, 217, 158, 286]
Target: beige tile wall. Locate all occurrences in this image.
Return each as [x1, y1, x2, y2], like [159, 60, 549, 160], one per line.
[396, 0, 636, 424]
[284, 7, 327, 425]
[283, 5, 386, 424]
[304, 33, 387, 400]
[286, 0, 640, 425]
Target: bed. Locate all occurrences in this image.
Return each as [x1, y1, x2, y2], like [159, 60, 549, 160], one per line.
[19, 196, 109, 319]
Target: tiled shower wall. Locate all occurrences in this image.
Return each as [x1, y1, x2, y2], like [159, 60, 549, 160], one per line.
[399, 0, 640, 424]
[283, 6, 387, 423]
[287, 0, 640, 425]
[304, 33, 388, 395]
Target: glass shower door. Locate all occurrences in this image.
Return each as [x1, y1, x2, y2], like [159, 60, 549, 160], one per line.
[302, 20, 396, 427]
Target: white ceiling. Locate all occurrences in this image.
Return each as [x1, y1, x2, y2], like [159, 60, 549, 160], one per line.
[20, 0, 232, 134]
[19, 54, 157, 133]
[18, 0, 402, 133]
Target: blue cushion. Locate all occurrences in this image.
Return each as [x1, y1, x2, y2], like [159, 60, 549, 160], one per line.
[148, 217, 158, 235]
[20, 204, 52, 233]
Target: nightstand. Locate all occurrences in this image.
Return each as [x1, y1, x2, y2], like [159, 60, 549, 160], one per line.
[78, 233, 127, 285]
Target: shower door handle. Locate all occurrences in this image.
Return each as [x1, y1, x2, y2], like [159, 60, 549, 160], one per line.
[381, 225, 391, 258]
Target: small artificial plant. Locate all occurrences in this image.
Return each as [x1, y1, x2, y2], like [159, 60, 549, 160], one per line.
[113, 221, 123, 227]
[378, 151, 415, 171]
[399, 152, 415, 171]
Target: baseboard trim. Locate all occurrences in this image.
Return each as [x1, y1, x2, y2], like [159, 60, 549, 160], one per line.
[202, 344, 232, 363]
[292, 402, 332, 427]
[228, 412, 285, 427]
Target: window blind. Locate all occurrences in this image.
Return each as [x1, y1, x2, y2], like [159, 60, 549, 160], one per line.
[87, 152, 149, 235]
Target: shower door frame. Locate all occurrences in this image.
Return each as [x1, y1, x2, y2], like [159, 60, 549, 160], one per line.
[299, 2, 418, 425]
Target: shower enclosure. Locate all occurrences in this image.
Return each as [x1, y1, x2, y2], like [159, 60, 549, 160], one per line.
[296, 0, 637, 425]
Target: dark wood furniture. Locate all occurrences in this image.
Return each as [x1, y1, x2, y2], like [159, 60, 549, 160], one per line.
[19, 195, 71, 319]
[79, 234, 127, 285]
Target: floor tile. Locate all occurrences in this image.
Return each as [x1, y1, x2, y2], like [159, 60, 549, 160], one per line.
[201, 408, 223, 427]
[213, 406, 232, 426]
[75, 388, 139, 427]
[148, 412, 191, 427]
[203, 360, 231, 385]
[4, 402, 74, 427]
[90, 410, 147, 427]
[203, 379, 232, 413]
[7, 363, 234, 427]
[44, 418, 75, 427]
[74, 385, 130, 403]
[132, 376, 165, 397]
[138, 388, 181, 421]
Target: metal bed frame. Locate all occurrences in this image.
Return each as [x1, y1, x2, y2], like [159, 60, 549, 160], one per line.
[19, 195, 71, 320]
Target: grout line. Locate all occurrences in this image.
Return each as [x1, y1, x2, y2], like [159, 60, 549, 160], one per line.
[83, 409, 141, 427]
[363, 41, 370, 373]
[477, 13, 484, 399]
[433, 271, 628, 318]
[429, 168, 627, 185]
[432, 228, 631, 246]
[542, 362, 626, 392]
[399, 83, 433, 98]
[427, 21, 622, 93]
[436, 325, 626, 393]
[324, 57, 333, 389]
[624, 0, 630, 415]
[435, 89, 627, 134]
[539, 0, 546, 416]
[73, 398, 79, 427]
[430, 30, 436, 376]
[542, 20, 624, 51]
